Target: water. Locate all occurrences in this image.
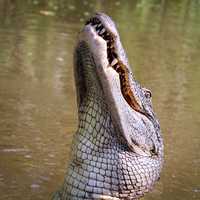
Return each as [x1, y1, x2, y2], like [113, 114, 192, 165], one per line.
[0, 1, 199, 199]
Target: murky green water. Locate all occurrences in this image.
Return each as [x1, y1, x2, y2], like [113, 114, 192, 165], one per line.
[0, 0, 199, 199]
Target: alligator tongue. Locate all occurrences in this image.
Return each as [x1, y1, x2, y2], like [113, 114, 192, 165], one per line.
[110, 60, 147, 117]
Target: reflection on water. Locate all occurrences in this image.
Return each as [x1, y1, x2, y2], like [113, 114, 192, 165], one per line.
[0, 0, 199, 200]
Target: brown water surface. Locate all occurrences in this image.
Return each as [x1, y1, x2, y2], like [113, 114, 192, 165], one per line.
[0, 1, 199, 199]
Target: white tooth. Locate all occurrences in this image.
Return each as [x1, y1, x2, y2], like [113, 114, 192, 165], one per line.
[93, 24, 97, 28]
[111, 58, 118, 66]
[100, 28, 106, 34]
[97, 23, 102, 28]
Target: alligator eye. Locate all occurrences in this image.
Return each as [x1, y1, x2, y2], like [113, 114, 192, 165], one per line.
[150, 144, 158, 156]
[143, 88, 152, 99]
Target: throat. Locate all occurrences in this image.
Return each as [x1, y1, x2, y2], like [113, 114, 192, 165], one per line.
[77, 92, 114, 148]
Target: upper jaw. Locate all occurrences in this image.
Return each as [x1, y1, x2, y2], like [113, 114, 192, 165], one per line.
[82, 13, 151, 119]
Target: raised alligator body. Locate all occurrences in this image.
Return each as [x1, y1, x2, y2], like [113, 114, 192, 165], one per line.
[54, 13, 164, 200]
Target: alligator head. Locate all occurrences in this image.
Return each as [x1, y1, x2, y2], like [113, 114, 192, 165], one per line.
[58, 13, 164, 200]
[77, 13, 163, 158]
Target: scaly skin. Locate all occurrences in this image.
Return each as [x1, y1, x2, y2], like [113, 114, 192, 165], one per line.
[53, 13, 164, 200]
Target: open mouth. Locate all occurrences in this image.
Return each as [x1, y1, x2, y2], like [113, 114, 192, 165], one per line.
[86, 17, 147, 117]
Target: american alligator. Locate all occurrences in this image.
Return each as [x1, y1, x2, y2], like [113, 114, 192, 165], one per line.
[53, 13, 164, 200]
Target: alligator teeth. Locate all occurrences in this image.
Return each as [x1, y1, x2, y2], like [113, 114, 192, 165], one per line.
[97, 27, 103, 33]
[99, 28, 106, 35]
[88, 18, 118, 67]
[110, 43, 114, 48]
[97, 29, 102, 34]
[111, 58, 118, 66]
[97, 23, 102, 28]
[101, 32, 107, 38]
